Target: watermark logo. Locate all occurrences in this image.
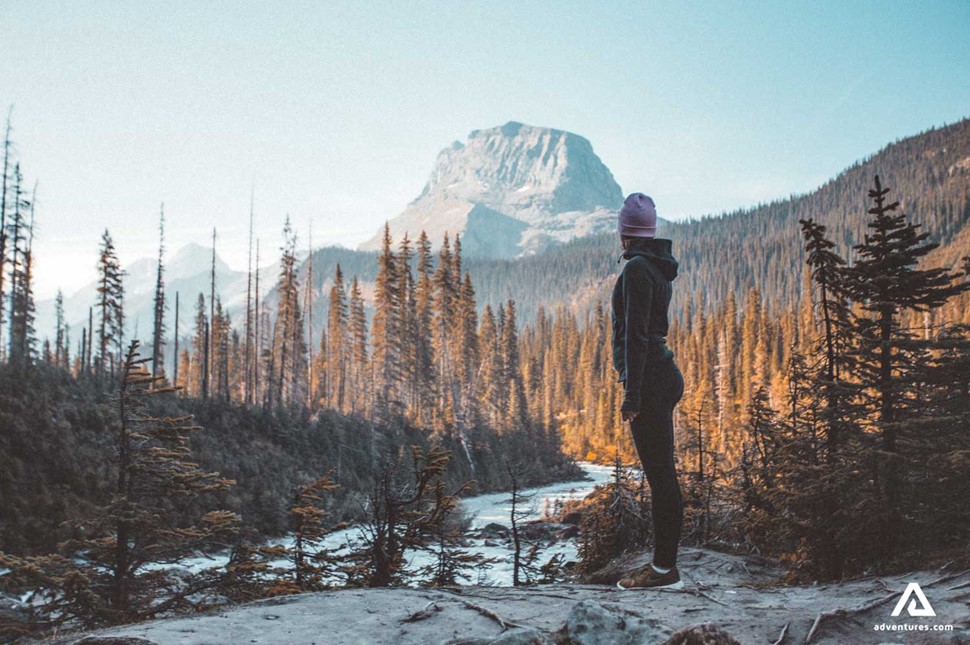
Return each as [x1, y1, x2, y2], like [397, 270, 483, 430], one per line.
[890, 582, 935, 617]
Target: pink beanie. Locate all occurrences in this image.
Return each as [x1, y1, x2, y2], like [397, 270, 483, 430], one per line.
[618, 192, 657, 238]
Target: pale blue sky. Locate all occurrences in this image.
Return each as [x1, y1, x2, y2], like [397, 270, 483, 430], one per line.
[2, 1, 968, 298]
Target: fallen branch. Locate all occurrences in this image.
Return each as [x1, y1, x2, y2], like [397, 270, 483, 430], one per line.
[455, 598, 526, 632]
[402, 600, 440, 623]
[685, 587, 731, 607]
[804, 591, 897, 643]
[771, 621, 789, 645]
[805, 614, 823, 644]
[922, 569, 970, 589]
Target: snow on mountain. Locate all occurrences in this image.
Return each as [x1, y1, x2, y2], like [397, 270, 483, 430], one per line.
[34, 243, 248, 355]
[358, 121, 626, 257]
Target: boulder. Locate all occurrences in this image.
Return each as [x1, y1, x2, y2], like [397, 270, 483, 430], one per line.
[480, 522, 510, 538]
[562, 599, 670, 645]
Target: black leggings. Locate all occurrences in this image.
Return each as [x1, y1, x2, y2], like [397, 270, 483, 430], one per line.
[627, 359, 685, 569]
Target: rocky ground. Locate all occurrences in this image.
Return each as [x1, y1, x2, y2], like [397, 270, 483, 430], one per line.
[50, 547, 970, 645]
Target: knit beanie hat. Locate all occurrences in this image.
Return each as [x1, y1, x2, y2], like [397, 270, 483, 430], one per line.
[618, 192, 657, 238]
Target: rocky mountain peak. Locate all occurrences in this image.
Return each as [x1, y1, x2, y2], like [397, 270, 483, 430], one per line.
[359, 122, 625, 257]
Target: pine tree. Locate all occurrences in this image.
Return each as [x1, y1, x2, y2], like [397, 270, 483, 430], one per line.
[150, 204, 166, 379]
[271, 217, 307, 408]
[212, 298, 231, 399]
[287, 475, 343, 591]
[244, 192, 255, 405]
[305, 223, 315, 408]
[5, 165, 30, 363]
[454, 271, 480, 426]
[208, 228, 216, 396]
[192, 293, 208, 398]
[395, 232, 417, 414]
[54, 289, 66, 368]
[348, 275, 369, 414]
[413, 230, 437, 426]
[326, 264, 349, 411]
[477, 304, 502, 428]
[799, 217, 856, 455]
[172, 291, 180, 389]
[0, 108, 13, 358]
[17, 187, 36, 363]
[253, 239, 262, 405]
[372, 223, 401, 414]
[432, 233, 456, 420]
[6, 175, 36, 366]
[841, 174, 970, 559]
[415, 475, 492, 587]
[95, 229, 125, 378]
[500, 299, 528, 432]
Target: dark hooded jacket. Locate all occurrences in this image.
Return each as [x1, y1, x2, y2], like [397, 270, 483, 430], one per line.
[611, 237, 680, 412]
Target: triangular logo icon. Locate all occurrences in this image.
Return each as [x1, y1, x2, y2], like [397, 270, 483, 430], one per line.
[890, 582, 936, 617]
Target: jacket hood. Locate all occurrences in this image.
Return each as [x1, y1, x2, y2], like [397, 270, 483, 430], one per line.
[622, 237, 679, 281]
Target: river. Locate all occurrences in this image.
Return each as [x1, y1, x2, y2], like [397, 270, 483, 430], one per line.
[173, 461, 615, 587]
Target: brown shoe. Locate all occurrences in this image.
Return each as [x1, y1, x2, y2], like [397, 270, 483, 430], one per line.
[616, 564, 684, 589]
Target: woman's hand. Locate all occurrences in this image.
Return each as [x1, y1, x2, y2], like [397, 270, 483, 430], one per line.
[622, 410, 639, 423]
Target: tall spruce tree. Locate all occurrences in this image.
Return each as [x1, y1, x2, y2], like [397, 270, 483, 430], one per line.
[0, 108, 13, 357]
[431, 233, 456, 423]
[413, 230, 437, 426]
[192, 293, 208, 398]
[348, 274, 369, 414]
[395, 233, 417, 414]
[6, 168, 35, 364]
[841, 174, 969, 559]
[95, 229, 125, 378]
[271, 217, 307, 408]
[54, 289, 66, 368]
[244, 192, 255, 404]
[150, 204, 166, 379]
[372, 223, 401, 413]
[326, 263, 349, 411]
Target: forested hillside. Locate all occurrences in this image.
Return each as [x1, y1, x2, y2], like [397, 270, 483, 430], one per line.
[284, 120, 970, 338]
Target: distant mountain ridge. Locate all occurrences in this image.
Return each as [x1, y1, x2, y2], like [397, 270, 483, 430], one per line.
[34, 243, 249, 359]
[34, 118, 970, 358]
[358, 121, 627, 257]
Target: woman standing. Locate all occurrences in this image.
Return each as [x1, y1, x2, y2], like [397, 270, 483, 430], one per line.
[611, 192, 686, 590]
